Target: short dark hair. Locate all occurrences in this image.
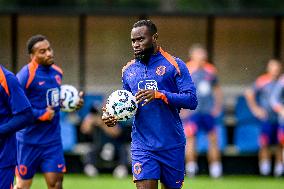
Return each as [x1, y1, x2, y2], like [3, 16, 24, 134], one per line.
[27, 34, 47, 54]
[133, 20, 157, 35]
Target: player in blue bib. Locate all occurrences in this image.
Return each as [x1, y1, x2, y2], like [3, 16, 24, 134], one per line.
[103, 20, 197, 189]
[0, 65, 33, 189]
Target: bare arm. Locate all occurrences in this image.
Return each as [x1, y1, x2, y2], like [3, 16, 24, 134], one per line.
[244, 88, 267, 120]
[212, 84, 223, 117]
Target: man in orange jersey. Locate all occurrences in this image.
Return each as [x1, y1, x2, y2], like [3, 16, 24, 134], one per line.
[182, 44, 223, 178]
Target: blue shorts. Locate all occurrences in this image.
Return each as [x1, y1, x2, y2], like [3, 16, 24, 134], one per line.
[132, 146, 185, 188]
[184, 113, 215, 137]
[16, 142, 66, 179]
[0, 166, 14, 189]
[259, 121, 279, 147]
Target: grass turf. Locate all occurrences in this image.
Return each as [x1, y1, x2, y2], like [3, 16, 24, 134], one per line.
[31, 174, 284, 189]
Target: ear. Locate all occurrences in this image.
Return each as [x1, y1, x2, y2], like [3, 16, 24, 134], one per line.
[152, 33, 158, 42]
[29, 54, 34, 61]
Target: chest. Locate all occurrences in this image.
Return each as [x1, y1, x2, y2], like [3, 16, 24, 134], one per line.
[29, 70, 61, 92]
[191, 70, 214, 85]
[126, 63, 175, 92]
[27, 70, 61, 107]
[258, 82, 276, 96]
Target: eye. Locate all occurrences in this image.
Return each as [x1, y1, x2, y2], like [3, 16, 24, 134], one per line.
[39, 49, 46, 54]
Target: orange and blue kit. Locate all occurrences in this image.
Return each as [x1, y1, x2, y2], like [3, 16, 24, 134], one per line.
[122, 47, 197, 188]
[0, 65, 31, 189]
[15, 60, 66, 179]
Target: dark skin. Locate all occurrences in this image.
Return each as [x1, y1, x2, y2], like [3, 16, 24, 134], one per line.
[31, 39, 84, 114]
[14, 39, 84, 189]
[102, 26, 176, 189]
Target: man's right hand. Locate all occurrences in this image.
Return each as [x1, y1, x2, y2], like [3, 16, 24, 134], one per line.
[46, 106, 55, 121]
[101, 107, 117, 127]
[252, 107, 267, 120]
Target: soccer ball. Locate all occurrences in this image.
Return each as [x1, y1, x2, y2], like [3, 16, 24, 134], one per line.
[106, 90, 137, 121]
[60, 84, 80, 112]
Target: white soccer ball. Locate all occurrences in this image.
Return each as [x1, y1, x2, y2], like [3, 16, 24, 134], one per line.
[106, 90, 137, 121]
[60, 84, 80, 112]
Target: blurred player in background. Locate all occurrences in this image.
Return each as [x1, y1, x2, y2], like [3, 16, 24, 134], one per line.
[0, 65, 33, 189]
[182, 44, 223, 178]
[14, 35, 83, 189]
[103, 20, 197, 189]
[80, 103, 131, 178]
[245, 59, 283, 176]
[267, 60, 284, 176]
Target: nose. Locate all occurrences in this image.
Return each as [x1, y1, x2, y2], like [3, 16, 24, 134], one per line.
[46, 50, 53, 57]
[133, 41, 140, 49]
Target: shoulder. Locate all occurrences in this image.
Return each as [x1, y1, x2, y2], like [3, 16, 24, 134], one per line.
[255, 74, 272, 88]
[17, 64, 29, 76]
[0, 66, 19, 96]
[203, 63, 217, 75]
[278, 74, 284, 84]
[51, 64, 63, 75]
[122, 59, 135, 76]
[0, 66, 17, 82]
[159, 48, 182, 75]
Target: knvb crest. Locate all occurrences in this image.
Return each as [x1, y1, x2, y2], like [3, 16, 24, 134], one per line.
[156, 66, 166, 76]
[138, 80, 158, 90]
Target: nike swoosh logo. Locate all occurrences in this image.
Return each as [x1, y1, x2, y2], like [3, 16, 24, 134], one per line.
[39, 81, 45, 86]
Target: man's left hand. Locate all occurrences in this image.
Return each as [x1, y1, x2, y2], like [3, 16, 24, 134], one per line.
[135, 89, 155, 106]
[76, 91, 84, 110]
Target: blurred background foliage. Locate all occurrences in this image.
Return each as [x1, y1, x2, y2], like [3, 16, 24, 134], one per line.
[0, 0, 284, 13]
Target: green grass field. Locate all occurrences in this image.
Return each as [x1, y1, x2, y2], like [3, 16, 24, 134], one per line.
[31, 174, 284, 189]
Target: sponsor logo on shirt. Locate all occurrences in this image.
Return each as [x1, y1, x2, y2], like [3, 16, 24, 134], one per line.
[46, 88, 60, 107]
[138, 80, 158, 90]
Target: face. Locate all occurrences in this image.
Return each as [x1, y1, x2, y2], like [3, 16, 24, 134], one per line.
[31, 39, 54, 66]
[189, 48, 207, 64]
[131, 26, 155, 59]
[267, 59, 281, 78]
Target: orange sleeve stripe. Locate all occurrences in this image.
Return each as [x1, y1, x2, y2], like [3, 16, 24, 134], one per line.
[38, 111, 51, 121]
[122, 59, 135, 77]
[155, 91, 169, 104]
[52, 64, 63, 75]
[159, 48, 181, 75]
[26, 61, 38, 89]
[0, 67, 10, 96]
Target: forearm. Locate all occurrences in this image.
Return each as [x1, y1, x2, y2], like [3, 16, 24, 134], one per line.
[0, 108, 34, 137]
[157, 90, 198, 110]
[245, 89, 261, 112]
[213, 85, 223, 113]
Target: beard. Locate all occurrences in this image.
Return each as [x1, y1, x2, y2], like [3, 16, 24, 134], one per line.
[134, 45, 154, 64]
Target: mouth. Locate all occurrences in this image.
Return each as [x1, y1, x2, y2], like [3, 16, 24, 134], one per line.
[46, 57, 54, 64]
[134, 50, 143, 55]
